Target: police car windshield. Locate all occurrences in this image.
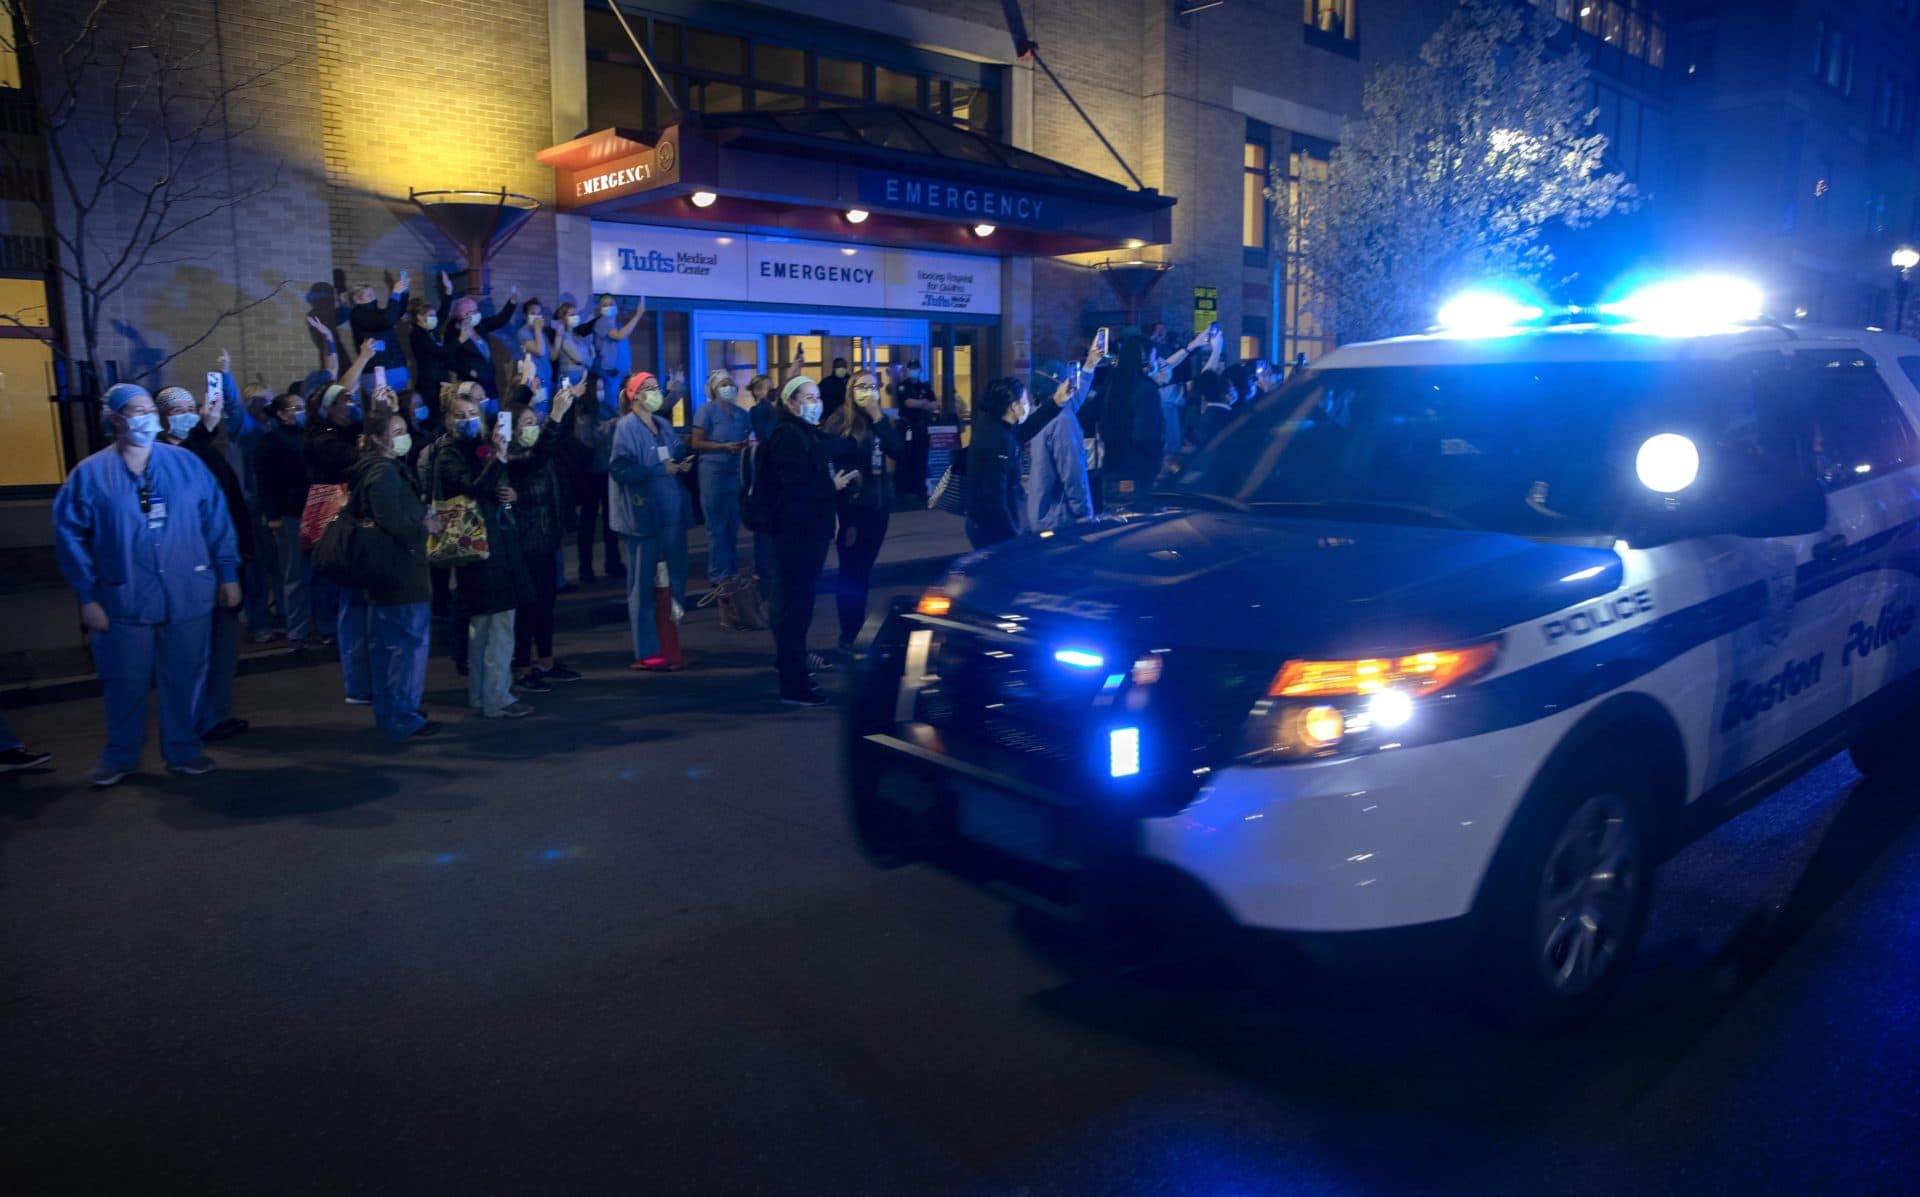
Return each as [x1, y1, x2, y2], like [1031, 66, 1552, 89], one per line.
[1173, 360, 1737, 537]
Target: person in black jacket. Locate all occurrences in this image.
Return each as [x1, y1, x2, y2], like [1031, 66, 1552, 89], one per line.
[824, 370, 904, 655]
[343, 270, 410, 393]
[434, 392, 535, 718]
[964, 376, 1064, 549]
[442, 286, 519, 397]
[254, 394, 313, 645]
[306, 380, 368, 692]
[349, 410, 441, 741]
[407, 282, 454, 422]
[157, 386, 251, 743]
[765, 375, 857, 706]
[505, 381, 581, 692]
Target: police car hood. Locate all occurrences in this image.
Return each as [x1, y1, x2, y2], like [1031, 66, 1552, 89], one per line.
[944, 511, 1620, 657]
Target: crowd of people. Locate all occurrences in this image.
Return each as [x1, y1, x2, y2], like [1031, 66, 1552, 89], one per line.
[39, 272, 1290, 786]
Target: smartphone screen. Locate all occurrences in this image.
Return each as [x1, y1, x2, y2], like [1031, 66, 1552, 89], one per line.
[1094, 327, 1109, 355]
[374, 366, 388, 392]
[205, 371, 222, 399]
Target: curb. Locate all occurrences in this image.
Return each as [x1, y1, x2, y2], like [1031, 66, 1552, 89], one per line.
[0, 551, 955, 710]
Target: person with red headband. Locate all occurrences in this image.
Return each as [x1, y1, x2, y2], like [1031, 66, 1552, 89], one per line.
[607, 371, 692, 670]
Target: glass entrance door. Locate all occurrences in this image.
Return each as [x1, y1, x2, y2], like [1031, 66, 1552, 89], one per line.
[690, 311, 930, 415]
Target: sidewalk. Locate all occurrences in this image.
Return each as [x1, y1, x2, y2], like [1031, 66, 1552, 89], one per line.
[0, 506, 973, 709]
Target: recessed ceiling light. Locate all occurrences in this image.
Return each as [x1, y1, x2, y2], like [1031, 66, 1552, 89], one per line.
[973, 223, 996, 237]
[845, 209, 870, 223]
[690, 191, 717, 208]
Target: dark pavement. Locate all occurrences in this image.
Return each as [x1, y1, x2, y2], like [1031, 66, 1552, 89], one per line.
[3, 587, 1919, 1196]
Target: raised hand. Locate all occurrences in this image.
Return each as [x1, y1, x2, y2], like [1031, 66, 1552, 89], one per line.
[307, 315, 334, 342]
[550, 383, 576, 423]
[440, 270, 454, 296]
[217, 347, 231, 374]
[395, 269, 409, 293]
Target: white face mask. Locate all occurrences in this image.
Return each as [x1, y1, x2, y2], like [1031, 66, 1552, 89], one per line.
[464, 312, 480, 329]
[834, 367, 848, 378]
[599, 305, 615, 319]
[390, 433, 412, 458]
[563, 313, 578, 329]
[421, 314, 438, 331]
[799, 400, 823, 425]
[718, 384, 739, 403]
[641, 390, 664, 413]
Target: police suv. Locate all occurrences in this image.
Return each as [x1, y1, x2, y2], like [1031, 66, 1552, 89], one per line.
[845, 277, 1920, 1025]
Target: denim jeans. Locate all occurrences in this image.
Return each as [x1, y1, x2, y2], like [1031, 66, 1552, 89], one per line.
[468, 610, 517, 715]
[339, 589, 373, 702]
[369, 602, 430, 739]
[622, 532, 687, 660]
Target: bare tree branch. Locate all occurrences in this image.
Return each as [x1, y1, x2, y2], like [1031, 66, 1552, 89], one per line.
[142, 282, 291, 382]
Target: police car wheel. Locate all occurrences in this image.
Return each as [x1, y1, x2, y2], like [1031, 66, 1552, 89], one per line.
[1480, 769, 1653, 1031]
[1847, 713, 1918, 778]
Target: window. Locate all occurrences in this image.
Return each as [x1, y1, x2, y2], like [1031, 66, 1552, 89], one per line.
[1282, 144, 1335, 367]
[875, 67, 920, 109]
[1242, 138, 1268, 254]
[1524, 0, 1668, 69]
[1304, 0, 1355, 41]
[1795, 350, 1916, 488]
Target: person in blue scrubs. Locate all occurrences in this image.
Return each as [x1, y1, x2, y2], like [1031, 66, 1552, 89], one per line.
[608, 372, 691, 669]
[691, 369, 759, 628]
[53, 383, 241, 788]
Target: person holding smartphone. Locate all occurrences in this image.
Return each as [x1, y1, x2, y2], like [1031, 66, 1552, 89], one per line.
[763, 375, 857, 705]
[965, 374, 1066, 549]
[506, 380, 580, 691]
[823, 370, 904, 656]
[608, 371, 692, 671]
[433, 393, 535, 718]
[1029, 340, 1104, 534]
[344, 270, 410, 396]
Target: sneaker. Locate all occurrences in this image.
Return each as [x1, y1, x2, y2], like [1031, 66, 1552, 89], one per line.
[167, 757, 217, 777]
[86, 765, 129, 788]
[0, 747, 51, 772]
[344, 696, 372, 706]
[407, 720, 444, 739]
[484, 703, 535, 719]
[541, 663, 583, 683]
[201, 717, 250, 742]
[516, 670, 553, 694]
[638, 656, 685, 672]
[780, 688, 830, 707]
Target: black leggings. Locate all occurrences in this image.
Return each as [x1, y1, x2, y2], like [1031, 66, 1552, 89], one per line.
[515, 551, 558, 661]
[772, 534, 830, 695]
[575, 471, 622, 577]
[835, 505, 889, 646]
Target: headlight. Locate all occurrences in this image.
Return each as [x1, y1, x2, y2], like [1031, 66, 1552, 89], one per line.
[1245, 640, 1501, 763]
[915, 591, 953, 617]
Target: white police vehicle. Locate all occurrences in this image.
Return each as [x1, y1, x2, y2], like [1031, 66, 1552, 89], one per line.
[846, 277, 1920, 1025]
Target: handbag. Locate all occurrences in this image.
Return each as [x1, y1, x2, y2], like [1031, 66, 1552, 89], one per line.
[426, 448, 489, 567]
[928, 464, 969, 515]
[298, 482, 349, 553]
[312, 485, 409, 591]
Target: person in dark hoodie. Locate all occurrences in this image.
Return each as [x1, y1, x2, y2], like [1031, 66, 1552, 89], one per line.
[964, 375, 1065, 549]
[348, 408, 441, 740]
[406, 276, 456, 422]
[505, 378, 581, 692]
[305, 374, 369, 696]
[254, 392, 313, 646]
[434, 391, 535, 718]
[157, 385, 252, 743]
[763, 375, 857, 705]
[342, 270, 410, 395]
[442, 285, 519, 398]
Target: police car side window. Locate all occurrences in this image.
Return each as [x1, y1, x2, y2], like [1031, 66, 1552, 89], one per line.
[1900, 356, 1920, 392]
[1793, 350, 1917, 489]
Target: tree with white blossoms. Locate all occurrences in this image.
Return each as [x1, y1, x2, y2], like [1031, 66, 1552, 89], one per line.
[1273, 0, 1635, 345]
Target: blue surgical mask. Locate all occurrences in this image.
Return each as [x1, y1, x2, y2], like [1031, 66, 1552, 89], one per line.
[123, 412, 161, 447]
[457, 416, 482, 440]
[167, 412, 200, 439]
[719, 385, 739, 402]
[799, 401, 823, 426]
[292, 410, 307, 428]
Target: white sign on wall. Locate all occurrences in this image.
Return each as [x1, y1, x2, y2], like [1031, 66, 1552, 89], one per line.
[591, 222, 1000, 315]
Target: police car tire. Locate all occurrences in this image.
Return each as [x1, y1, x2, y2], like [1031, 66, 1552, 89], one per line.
[1476, 753, 1656, 1033]
[1846, 712, 1918, 778]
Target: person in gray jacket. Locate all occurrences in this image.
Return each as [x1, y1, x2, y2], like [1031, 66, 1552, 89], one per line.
[1027, 342, 1102, 534]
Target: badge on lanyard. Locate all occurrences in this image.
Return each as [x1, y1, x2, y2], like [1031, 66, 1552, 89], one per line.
[138, 471, 167, 531]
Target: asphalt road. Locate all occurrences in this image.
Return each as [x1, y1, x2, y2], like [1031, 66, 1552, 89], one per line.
[4, 587, 1918, 1196]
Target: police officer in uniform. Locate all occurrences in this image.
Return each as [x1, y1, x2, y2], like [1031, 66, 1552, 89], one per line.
[892, 361, 937, 501]
[53, 383, 241, 788]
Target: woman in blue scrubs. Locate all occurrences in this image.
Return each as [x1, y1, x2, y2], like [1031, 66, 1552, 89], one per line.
[52, 383, 241, 788]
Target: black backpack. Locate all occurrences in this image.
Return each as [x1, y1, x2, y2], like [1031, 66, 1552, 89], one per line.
[741, 437, 777, 533]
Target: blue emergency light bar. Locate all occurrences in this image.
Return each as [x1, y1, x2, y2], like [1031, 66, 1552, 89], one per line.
[1434, 274, 1767, 336]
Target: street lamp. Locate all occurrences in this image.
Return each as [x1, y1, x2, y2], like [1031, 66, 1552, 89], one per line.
[1894, 247, 1919, 334]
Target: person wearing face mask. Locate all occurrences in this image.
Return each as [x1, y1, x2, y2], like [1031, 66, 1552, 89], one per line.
[1148, 327, 1218, 466]
[506, 382, 581, 691]
[407, 289, 454, 422]
[764, 375, 858, 705]
[691, 369, 763, 630]
[965, 375, 1066, 549]
[891, 360, 937, 500]
[255, 393, 315, 647]
[434, 394, 535, 717]
[158, 386, 253, 743]
[305, 378, 371, 697]
[441, 284, 519, 396]
[53, 383, 242, 787]
[565, 374, 623, 585]
[550, 301, 591, 388]
[819, 358, 850, 422]
[588, 294, 645, 404]
[342, 270, 410, 396]
[609, 371, 693, 670]
[513, 298, 555, 395]
[1028, 344, 1103, 534]
[822, 370, 904, 656]
[347, 410, 442, 740]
